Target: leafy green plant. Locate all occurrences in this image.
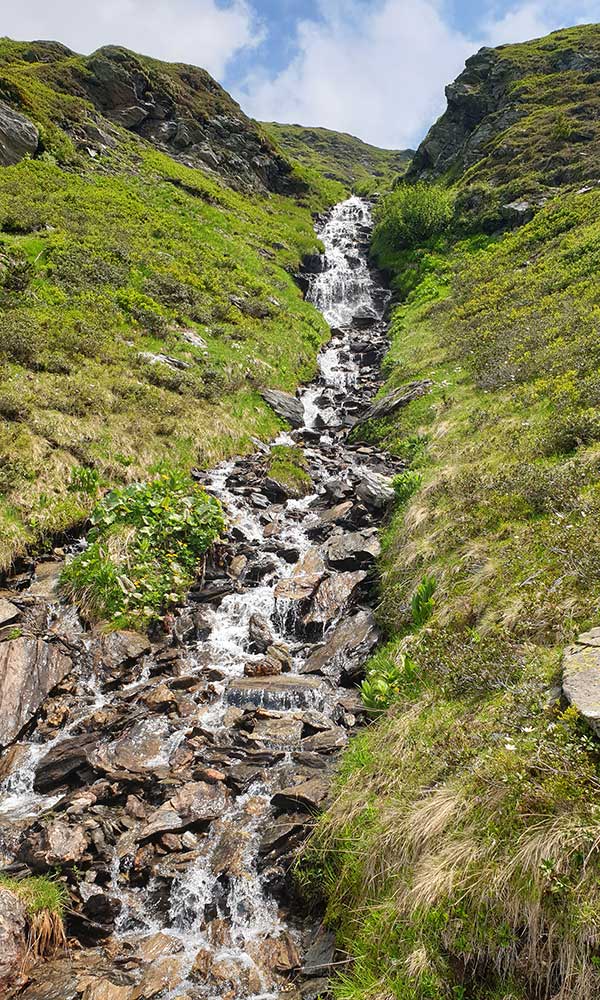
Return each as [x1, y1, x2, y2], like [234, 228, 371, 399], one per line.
[411, 574, 437, 627]
[61, 467, 225, 629]
[392, 469, 422, 504]
[68, 465, 101, 498]
[361, 650, 419, 712]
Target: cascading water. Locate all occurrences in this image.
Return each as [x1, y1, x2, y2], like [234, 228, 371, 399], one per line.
[0, 197, 398, 1000]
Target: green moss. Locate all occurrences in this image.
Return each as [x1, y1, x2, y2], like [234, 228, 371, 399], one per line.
[266, 443, 313, 497]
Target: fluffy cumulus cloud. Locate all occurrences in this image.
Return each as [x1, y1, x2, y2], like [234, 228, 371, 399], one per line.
[238, 0, 598, 148]
[1, 0, 261, 79]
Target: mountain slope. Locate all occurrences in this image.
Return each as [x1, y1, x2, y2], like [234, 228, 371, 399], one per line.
[0, 39, 347, 571]
[262, 121, 413, 191]
[310, 22, 600, 1000]
[408, 23, 600, 227]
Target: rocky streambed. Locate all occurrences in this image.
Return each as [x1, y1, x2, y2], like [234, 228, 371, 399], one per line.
[0, 197, 405, 1000]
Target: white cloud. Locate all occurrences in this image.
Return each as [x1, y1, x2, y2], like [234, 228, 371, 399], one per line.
[479, 3, 563, 45]
[237, 0, 597, 149]
[1, 0, 261, 79]
[239, 0, 472, 149]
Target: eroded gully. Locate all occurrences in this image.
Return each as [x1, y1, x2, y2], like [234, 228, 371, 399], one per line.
[0, 197, 403, 1000]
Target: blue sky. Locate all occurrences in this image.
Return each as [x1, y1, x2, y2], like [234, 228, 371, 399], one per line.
[4, 0, 600, 147]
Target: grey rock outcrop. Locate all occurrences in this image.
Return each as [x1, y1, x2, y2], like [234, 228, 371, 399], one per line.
[353, 379, 433, 427]
[260, 388, 304, 428]
[0, 100, 39, 166]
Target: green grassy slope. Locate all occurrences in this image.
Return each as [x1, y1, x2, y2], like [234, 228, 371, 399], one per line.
[262, 121, 413, 192]
[0, 39, 348, 571]
[309, 23, 600, 1000]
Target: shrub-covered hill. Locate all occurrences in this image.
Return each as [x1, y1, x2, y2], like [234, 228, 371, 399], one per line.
[0, 39, 351, 571]
[309, 22, 600, 1000]
[262, 121, 413, 192]
[408, 22, 600, 228]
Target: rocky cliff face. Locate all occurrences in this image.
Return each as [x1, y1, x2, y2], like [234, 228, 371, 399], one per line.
[408, 25, 600, 199]
[0, 40, 298, 194]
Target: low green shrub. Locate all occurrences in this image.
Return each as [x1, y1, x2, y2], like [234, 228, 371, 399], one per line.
[372, 182, 455, 264]
[61, 467, 225, 629]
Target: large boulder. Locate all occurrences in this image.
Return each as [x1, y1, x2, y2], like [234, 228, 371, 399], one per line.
[356, 472, 395, 511]
[325, 530, 381, 570]
[301, 609, 381, 680]
[0, 638, 72, 748]
[0, 888, 27, 989]
[353, 379, 433, 428]
[305, 571, 367, 633]
[259, 388, 304, 429]
[0, 100, 39, 166]
[563, 628, 600, 735]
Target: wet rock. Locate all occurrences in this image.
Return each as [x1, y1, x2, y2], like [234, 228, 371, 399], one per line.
[226, 674, 325, 710]
[325, 529, 380, 570]
[302, 728, 348, 753]
[356, 472, 395, 510]
[303, 927, 337, 976]
[228, 554, 248, 580]
[353, 379, 433, 427]
[131, 957, 182, 999]
[302, 609, 381, 680]
[94, 630, 151, 670]
[0, 886, 27, 989]
[34, 732, 97, 791]
[274, 574, 322, 603]
[80, 980, 134, 1000]
[22, 817, 88, 868]
[28, 560, 63, 599]
[323, 477, 353, 503]
[248, 613, 274, 653]
[272, 777, 329, 813]
[139, 780, 228, 839]
[0, 597, 19, 627]
[259, 812, 308, 860]
[312, 501, 354, 533]
[260, 388, 304, 429]
[352, 304, 379, 328]
[305, 571, 367, 633]
[244, 650, 283, 677]
[91, 718, 170, 779]
[0, 99, 39, 166]
[0, 638, 72, 748]
[135, 931, 184, 963]
[249, 713, 304, 746]
[248, 931, 301, 972]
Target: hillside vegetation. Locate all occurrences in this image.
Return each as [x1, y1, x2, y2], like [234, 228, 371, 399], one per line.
[310, 22, 600, 1000]
[263, 121, 412, 192]
[0, 39, 351, 572]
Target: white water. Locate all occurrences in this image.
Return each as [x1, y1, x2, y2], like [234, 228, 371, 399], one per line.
[0, 197, 388, 998]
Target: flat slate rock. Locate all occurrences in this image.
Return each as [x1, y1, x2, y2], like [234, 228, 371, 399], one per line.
[0, 638, 72, 748]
